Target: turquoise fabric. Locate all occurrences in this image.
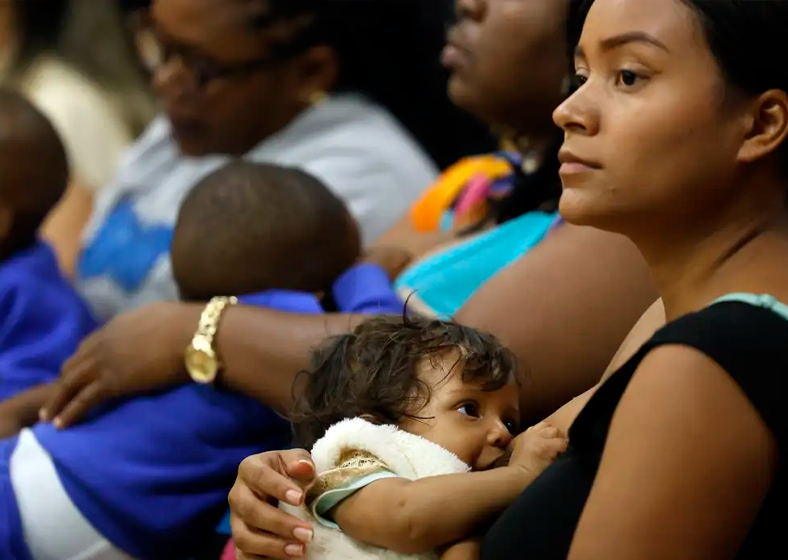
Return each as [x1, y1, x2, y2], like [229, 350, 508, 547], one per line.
[395, 210, 558, 318]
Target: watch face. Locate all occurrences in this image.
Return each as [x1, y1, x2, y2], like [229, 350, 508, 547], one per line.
[185, 346, 218, 384]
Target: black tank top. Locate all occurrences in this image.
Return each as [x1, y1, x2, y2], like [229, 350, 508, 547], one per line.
[481, 297, 788, 559]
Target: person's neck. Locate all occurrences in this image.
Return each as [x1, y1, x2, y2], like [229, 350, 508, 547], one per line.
[629, 181, 788, 321]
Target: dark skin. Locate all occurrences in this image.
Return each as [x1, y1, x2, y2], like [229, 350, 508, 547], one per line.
[150, 0, 338, 157]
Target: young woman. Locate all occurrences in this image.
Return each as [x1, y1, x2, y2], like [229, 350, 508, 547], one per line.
[230, 1, 788, 559]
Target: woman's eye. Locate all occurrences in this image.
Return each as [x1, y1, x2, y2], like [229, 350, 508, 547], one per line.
[458, 402, 480, 418]
[616, 69, 640, 87]
[573, 73, 588, 87]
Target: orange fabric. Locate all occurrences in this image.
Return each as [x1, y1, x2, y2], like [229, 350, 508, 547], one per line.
[409, 155, 512, 232]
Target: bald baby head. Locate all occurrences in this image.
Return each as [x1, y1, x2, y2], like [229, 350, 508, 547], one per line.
[0, 89, 68, 252]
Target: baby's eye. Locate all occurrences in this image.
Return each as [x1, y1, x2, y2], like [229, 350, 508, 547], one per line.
[504, 419, 519, 435]
[457, 402, 480, 418]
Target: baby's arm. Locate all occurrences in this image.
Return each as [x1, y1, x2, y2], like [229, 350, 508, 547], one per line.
[439, 539, 481, 560]
[331, 422, 566, 554]
[332, 466, 531, 554]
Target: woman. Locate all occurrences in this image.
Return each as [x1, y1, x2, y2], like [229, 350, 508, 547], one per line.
[43, 0, 655, 434]
[231, 1, 788, 558]
[0, 0, 156, 275]
[73, 0, 491, 322]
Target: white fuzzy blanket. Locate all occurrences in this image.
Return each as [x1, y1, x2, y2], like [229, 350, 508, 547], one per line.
[281, 418, 470, 560]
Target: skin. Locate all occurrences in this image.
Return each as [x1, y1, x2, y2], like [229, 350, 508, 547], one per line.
[150, 0, 337, 157]
[550, 0, 788, 558]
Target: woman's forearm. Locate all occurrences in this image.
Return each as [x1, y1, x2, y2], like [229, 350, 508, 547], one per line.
[214, 306, 367, 410]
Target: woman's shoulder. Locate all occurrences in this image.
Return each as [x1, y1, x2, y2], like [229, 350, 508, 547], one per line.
[582, 295, 788, 446]
[267, 93, 438, 178]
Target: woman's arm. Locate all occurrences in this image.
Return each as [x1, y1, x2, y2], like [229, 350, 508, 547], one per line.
[566, 345, 777, 560]
[457, 223, 657, 424]
[40, 180, 94, 277]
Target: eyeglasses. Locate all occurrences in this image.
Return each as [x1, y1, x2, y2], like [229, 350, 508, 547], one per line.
[136, 27, 282, 90]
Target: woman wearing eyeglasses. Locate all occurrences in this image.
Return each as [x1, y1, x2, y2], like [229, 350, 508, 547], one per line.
[74, 0, 488, 323]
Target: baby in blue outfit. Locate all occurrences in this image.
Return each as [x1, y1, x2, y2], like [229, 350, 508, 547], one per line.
[0, 89, 96, 404]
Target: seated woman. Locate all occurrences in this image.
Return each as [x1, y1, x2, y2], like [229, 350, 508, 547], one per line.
[75, 0, 471, 322]
[230, 1, 788, 559]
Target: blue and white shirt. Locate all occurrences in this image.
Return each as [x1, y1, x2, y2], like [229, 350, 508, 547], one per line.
[75, 94, 437, 322]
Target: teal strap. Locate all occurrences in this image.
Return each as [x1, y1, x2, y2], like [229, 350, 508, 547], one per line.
[311, 470, 400, 530]
[712, 293, 788, 322]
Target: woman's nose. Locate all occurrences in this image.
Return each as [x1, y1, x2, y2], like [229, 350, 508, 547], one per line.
[553, 86, 598, 136]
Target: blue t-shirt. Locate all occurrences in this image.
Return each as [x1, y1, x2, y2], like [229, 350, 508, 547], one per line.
[0, 242, 97, 401]
[1, 263, 402, 560]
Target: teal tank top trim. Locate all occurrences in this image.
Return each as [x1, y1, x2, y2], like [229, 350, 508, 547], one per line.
[395, 210, 559, 318]
[712, 293, 788, 321]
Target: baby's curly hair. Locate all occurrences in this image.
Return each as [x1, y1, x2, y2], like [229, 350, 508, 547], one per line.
[289, 314, 517, 449]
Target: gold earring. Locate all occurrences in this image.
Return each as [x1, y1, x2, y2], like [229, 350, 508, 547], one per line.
[308, 90, 327, 105]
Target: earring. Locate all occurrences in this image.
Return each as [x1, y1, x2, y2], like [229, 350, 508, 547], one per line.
[308, 90, 327, 105]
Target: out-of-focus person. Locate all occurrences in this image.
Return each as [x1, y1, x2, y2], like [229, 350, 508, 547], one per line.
[75, 0, 484, 322]
[0, 0, 156, 276]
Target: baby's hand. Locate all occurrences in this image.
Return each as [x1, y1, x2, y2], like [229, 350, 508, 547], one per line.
[507, 421, 568, 480]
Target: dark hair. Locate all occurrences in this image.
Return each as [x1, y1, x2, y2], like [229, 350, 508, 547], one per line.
[248, 0, 497, 170]
[171, 161, 360, 300]
[0, 89, 68, 253]
[289, 314, 517, 449]
[569, 0, 788, 173]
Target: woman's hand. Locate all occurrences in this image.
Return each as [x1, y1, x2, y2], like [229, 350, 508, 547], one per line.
[40, 301, 199, 428]
[359, 246, 413, 281]
[230, 449, 317, 559]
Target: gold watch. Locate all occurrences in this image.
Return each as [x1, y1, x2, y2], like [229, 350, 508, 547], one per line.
[184, 296, 238, 384]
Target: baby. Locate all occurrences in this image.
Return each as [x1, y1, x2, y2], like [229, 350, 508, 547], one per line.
[0, 89, 96, 406]
[284, 315, 567, 560]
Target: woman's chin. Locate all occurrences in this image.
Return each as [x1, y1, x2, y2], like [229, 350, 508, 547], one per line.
[558, 191, 618, 230]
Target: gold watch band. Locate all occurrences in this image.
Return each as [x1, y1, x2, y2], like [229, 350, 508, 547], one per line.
[195, 296, 238, 346]
[185, 296, 238, 384]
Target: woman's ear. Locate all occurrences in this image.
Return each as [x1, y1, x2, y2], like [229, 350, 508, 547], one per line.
[737, 89, 788, 164]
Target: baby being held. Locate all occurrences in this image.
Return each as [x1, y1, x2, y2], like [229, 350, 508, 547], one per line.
[286, 315, 567, 560]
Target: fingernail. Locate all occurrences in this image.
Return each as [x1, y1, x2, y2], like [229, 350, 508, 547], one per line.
[53, 417, 63, 429]
[285, 489, 303, 506]
[38, 409, 47, 421]
[285, 543, 304, 557]
[297, 459, 313, 467]
[293, 527, 313, 543]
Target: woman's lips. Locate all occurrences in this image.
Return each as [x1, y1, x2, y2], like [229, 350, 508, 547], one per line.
[441, 42, 472, 69]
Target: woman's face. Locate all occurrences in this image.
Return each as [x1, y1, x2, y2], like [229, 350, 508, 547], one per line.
[443, 0, 569, 135]
[553, 0, 754, 233]
[150, 0, 332, 157]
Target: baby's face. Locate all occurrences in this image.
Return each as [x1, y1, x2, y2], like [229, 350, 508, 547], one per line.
[400, 350, 520, 471]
